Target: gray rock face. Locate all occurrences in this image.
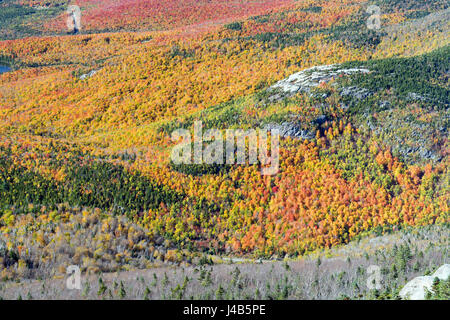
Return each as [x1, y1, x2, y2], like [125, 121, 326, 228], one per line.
[432, 264, 450, 280]
[340, 86, 372, 100]
[80, 70, 99, 80]
[406, 92, 428, 102]
[399, 264, 450, 300]
[263, 122, 314, 140]
[268, 64, 370, 101]
[399, 276, 435, 300]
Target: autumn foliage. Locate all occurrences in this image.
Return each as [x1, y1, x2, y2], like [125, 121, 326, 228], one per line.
[0, 0, 448, 259]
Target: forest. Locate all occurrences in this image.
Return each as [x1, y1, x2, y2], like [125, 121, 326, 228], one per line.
[0, 0, 448, 300]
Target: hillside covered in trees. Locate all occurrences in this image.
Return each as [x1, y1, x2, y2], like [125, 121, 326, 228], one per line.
[0, 0, 448, 300]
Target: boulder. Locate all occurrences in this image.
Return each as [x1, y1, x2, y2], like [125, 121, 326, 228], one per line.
[433, 264, 450, 279]
[400, 264, 450, 300]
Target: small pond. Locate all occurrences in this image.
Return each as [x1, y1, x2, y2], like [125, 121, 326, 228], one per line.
[0, 65, 12, 74]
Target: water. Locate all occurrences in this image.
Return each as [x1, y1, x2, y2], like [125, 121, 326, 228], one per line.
[0, 65, 11, 74]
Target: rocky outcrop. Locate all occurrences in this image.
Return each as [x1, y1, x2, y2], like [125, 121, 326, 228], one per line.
[80, 70, 99, 80]
[399, 264, 450, 300]
[340, 86, 372, 100]
[263, 122, 314, 140]
[268, 64, 370, 101]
